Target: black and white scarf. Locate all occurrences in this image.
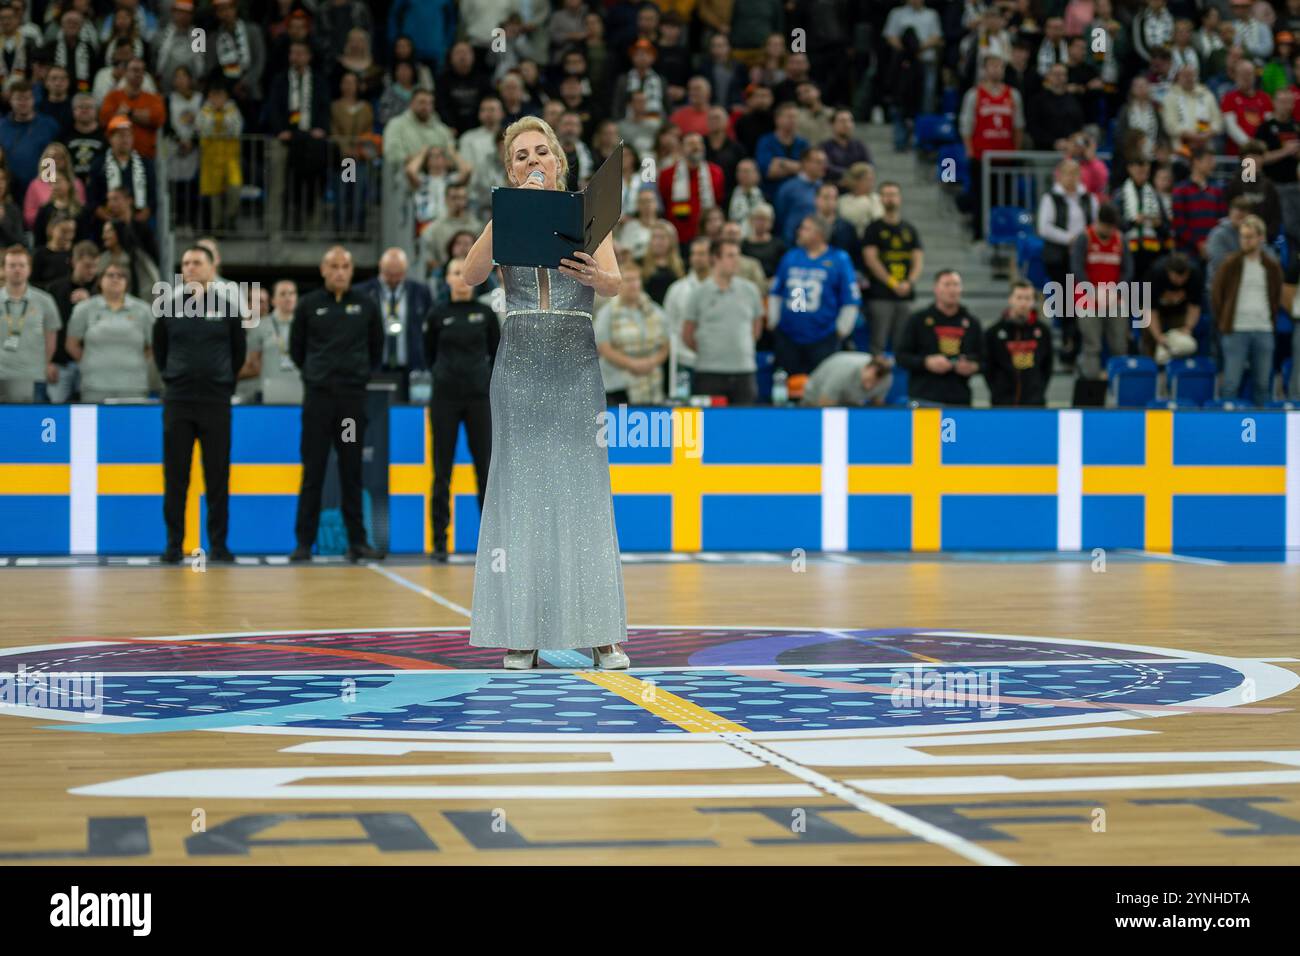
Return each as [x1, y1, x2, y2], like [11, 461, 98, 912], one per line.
[216, 21, 251, 80]
[53, 35, 93, 89]
[0, 34, 28, 81]
[1035, 38, 1067, 78]
[626, 68, 664, 114]
[288, 69, 313, 130]
[1118, 179, 1165, 249]
[106, 151, 148, 210]
[1124, 101, 1159, 159]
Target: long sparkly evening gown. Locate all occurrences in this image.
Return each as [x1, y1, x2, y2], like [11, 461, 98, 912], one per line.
[468, 264, 628, 650]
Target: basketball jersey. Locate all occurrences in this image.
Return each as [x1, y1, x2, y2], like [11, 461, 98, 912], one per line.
[971, 84, 1016, 159]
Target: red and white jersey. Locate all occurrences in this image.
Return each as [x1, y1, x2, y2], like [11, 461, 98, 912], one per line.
[970, 83, 1017, 159]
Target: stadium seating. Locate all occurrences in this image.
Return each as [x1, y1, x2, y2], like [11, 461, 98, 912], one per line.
[1015, 234, 1048, 288]
[914, 113, 958, 151]
[1107, 356, 1158, 407]
[1167, 357, 1217, 405]
[989, 206, 1034, 248]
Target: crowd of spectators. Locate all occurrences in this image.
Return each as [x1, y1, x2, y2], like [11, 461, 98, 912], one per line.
[3, 0, 1298, 409]
[952, 0, 1300, 403]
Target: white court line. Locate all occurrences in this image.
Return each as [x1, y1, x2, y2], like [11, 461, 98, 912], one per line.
[720, 732, 1017, 866]
[1123, 549, 1228, 566]
[364, 563, 472, 618]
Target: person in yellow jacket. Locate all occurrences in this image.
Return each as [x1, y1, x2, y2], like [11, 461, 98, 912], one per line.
[195, 78, 244, 231]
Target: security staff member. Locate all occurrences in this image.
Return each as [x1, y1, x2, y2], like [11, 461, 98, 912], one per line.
[289, 246, 386, 563]
[152, 245, 245, 564]
[424, 256, 499, 562]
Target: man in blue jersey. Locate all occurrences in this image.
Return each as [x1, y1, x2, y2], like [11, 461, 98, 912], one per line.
[768, 214, 862, 375]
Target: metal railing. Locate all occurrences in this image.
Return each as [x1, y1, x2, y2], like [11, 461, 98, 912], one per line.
[981, 150, 1240, 244]
[157, 134, 386, 264]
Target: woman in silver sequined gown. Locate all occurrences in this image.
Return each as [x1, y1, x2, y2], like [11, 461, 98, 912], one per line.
[460, 117, 629, 669]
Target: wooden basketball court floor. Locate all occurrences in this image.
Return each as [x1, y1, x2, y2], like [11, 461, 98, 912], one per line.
[1, 551, 1297, 866]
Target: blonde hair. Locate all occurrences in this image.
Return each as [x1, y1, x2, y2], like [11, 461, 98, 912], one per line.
[501, 115, 568, 187]
[641, 221, 684, 277]
[1239, 214, 1267, 238]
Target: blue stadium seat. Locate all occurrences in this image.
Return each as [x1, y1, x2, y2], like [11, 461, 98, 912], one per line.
[1202, 399, 1255, 410]
[989, 206, 1033, 247]
[1268, 400, 1300, 409]
[914, 113, 957, 150]
[1167, 357, 1217, 404]
[1107, 356, 1158, 407]
[1015, 234, 1048, 288]
[940, 87, 959, 114]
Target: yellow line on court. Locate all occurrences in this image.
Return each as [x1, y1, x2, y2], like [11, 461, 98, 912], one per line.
[578, 670, 750, 733]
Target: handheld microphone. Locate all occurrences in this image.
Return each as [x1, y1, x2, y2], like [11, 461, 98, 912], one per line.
[525, 169, 546, 186]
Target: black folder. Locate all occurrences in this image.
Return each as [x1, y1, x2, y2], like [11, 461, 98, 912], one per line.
[491, 142, 624, 269]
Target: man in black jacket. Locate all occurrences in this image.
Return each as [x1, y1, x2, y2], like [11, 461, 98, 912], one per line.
[984, 280, 1054, 406]
[265, 40, 331, 231]
[152, 245, 246, 564]
[289, 246, 385, 563]
[894, 270, 984, 406]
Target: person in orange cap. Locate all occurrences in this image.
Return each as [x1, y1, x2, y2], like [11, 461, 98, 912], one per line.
[90, 113, 155, 223]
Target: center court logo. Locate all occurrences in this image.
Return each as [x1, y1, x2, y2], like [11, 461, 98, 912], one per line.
[0, 627, 1287, 740]
[1, 627, 1296, 804]
[49, 886, 151, 936]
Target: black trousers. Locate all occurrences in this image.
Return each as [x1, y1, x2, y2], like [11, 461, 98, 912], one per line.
[162, 400, 232, 551]
[692, 371, 759, 405]
[295, 386, 368, 549]
[773, 329, 841, 376]
[430, 394, 491, 551]
[1044, 255, 1077, 363]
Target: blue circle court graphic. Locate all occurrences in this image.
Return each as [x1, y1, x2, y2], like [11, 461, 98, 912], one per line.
[0, 626, 1293, 739]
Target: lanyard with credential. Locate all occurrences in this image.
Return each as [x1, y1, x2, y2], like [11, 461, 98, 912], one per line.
[2, 297, 31, 344]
